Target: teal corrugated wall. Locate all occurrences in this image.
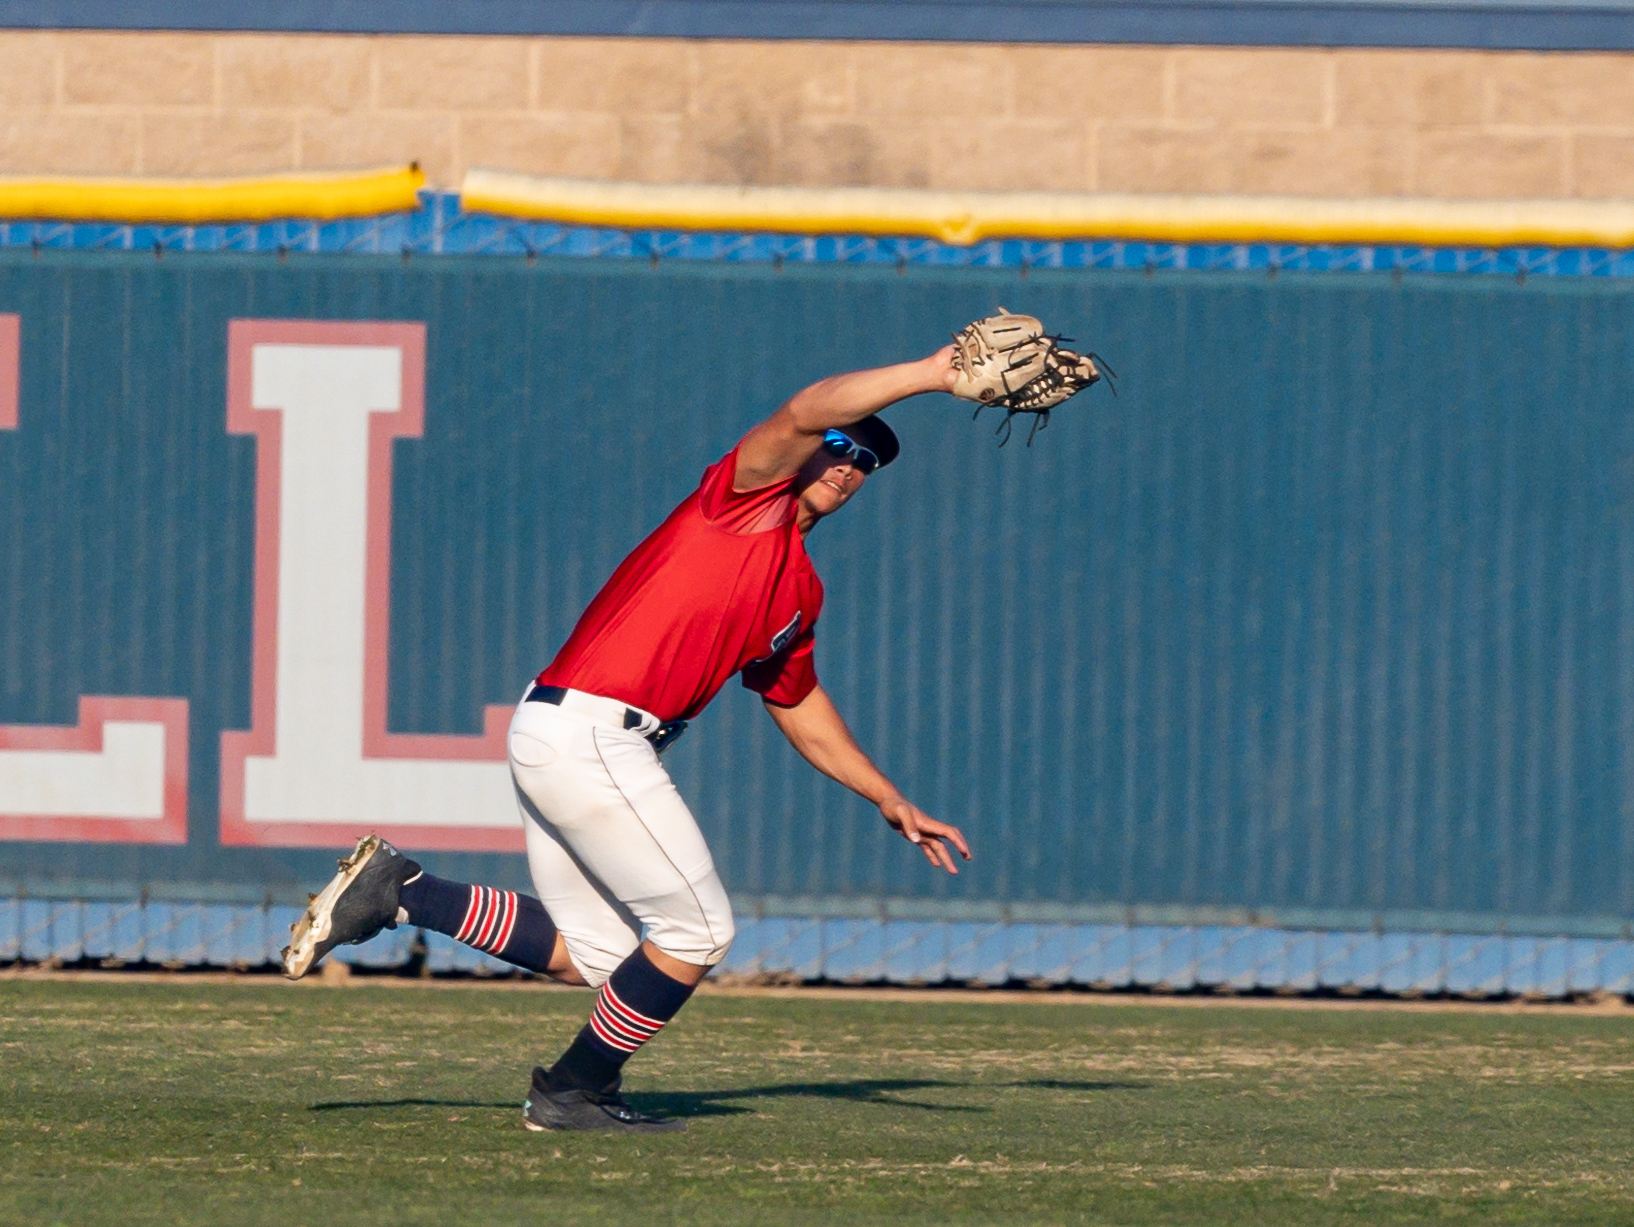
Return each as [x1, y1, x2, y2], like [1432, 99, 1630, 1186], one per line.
[2, 249, 1632, 932]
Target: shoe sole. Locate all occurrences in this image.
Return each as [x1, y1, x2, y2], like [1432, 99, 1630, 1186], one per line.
[281, 834, 382, 979]
[521, 1111, 685, 1134]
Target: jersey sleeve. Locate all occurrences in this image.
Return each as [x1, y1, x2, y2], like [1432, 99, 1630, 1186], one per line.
[698, 445, 798, 536]
[740, 627, 818, 707]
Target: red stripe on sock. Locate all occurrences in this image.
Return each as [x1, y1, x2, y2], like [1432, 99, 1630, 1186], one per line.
[589, 1011, 643, 1053]
[453, 887, 481, 943]
[600, 995, 661, 1039]
[479, 890, 506, 953]
[474, 887, 503, 950]
[594, 987, 658, 1040]
[602, 982, 665, 1030]
[593, 985, 665, 1051]
[593, 1002, 653, 1047]
[489, 892, 518, 954]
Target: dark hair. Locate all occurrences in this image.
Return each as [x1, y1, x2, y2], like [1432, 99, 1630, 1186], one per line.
[835, 415, 900, 468]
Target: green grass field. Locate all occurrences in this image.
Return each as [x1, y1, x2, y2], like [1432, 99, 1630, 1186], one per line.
[4, 977, 1634, 1226]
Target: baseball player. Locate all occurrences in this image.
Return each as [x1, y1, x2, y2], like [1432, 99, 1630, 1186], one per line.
[282, 313, 1102, 1133]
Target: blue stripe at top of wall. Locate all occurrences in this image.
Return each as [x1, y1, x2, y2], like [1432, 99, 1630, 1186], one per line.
[4, 0, 1634, 50]
[3, 192, 1634, 278]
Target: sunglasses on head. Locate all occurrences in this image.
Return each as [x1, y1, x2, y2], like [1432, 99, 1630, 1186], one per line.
[820, 429, 880, 475]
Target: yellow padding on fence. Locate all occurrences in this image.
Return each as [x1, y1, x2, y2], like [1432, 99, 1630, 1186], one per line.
[463, 169, 1634, 249]
[0, 165, 424, 224]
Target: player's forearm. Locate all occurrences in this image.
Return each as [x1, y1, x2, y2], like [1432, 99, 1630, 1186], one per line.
[769, 688, 972, 875]
[733, 346, 956, 489]
[765, 689, 900, 805]
[782, 352, 953, 436]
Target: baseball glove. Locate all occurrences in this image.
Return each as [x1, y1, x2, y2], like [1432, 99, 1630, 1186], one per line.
[949, 309, 1113, 444]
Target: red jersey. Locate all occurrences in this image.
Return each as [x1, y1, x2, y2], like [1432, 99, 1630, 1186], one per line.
[537, 446, 823, 722]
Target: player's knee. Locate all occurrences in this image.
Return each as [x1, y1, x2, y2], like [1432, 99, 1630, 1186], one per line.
[712, 913, 736, 962]
[648, 910, 734, 968]
[700, 913, 735, 966]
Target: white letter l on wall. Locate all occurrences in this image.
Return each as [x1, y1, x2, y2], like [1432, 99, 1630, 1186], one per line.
[219, 320, 519, 852]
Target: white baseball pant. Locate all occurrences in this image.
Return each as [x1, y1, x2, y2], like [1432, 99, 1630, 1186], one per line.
[506, 690, 735, 987]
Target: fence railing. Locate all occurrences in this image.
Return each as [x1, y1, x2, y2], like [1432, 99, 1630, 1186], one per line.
[4, 897, 1629, 999]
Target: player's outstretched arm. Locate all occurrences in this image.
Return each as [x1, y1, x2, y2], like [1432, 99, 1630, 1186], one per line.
[733, 345, 957, 491]
[763, 686, 972, 875]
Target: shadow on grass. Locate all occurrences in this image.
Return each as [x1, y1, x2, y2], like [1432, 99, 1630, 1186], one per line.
[311, 1098, 516, 1111]
[311, 1078, 1148, 1118]
[636, 1078, 1149, 1118]
[635, 1079, 984, 1118]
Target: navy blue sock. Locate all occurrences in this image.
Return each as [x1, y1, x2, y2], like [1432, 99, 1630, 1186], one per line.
[399, 872, 558, 974]
[548, 947, 696, 1093]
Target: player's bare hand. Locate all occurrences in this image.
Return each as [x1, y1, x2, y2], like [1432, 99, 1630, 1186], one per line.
[925, 344, 958, 392]
[880, 795, 972, 875]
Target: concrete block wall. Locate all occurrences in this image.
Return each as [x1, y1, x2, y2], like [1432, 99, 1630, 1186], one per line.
[1, 30, 1632, 200]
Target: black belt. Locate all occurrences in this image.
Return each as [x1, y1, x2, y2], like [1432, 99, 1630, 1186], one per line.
[525, 684, 688, 754]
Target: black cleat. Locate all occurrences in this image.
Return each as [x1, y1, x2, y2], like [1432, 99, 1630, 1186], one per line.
[281, 834, 419, 979]
[522, 1069, 685, 1134]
